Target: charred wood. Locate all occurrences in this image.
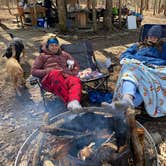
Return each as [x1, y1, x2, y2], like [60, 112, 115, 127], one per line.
[126, 108, 144, 166]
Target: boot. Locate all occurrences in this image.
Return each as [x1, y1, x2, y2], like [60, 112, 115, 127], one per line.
[67, 100, 83, 112]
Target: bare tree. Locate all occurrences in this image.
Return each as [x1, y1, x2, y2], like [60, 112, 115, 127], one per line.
[103, 0, 113, 30]
[118, 0, 122, 28]
[153, 0, 157, 15]
[145, 0, 149, 10]
[158, 0, 162, 13]
[87, 0, 91, 9]
[164, 0, 166, 15]
[140, 0, 144, 15]
[6, 0, 12, 15]
[92, 0, 97, 32]
[57, 0, 67, 32]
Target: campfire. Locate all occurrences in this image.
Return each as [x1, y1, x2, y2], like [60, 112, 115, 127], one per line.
[15, 108, 159, 166]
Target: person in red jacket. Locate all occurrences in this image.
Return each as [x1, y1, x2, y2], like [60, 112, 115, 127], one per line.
[31, 36, 82, 111]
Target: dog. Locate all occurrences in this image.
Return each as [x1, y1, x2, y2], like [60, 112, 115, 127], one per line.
[6, 56, 25, 96]
[2, 33, 25, 62]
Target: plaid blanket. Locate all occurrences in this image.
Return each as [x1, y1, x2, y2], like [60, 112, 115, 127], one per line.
[114, 59, 166, 117]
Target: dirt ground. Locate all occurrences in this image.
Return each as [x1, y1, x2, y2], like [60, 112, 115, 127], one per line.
[0, 9, 166, 166]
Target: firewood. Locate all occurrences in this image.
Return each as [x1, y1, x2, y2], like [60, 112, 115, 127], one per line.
[89, 144, 118, 165]
[32, 112, 49, 166]
[126, 108, 144, 166]
[136, 127, 145, 152]
[49, 139, 73, 160]
[40, 125, 82, 135]
[77, 142, 95, 160]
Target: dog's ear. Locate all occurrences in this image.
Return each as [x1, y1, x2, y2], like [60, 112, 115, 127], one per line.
[2, 46, 12, 58]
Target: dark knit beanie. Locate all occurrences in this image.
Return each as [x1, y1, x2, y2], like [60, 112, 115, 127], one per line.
[147, 25, 162, 38]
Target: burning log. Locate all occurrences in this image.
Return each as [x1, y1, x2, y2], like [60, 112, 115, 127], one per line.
[98, 104, 144, 165]
[83, 142, 130, 166]
[49, 139, 73, 160]
[77, 142, 95, 160]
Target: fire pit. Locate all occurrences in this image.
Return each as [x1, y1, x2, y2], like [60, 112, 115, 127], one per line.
[14, 108, 159, 166]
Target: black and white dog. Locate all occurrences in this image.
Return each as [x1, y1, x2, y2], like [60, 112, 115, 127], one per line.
[2, 33, 25, 62]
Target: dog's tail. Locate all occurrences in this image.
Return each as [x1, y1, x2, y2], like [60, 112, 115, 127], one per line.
[8, 33, 15, 39]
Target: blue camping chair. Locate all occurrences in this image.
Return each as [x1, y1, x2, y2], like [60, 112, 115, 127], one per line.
[136, 23, 166, 119]
[139, 24, 166, 41]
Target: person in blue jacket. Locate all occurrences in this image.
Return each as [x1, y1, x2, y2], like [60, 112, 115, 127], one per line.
[103, 25, 166, 117]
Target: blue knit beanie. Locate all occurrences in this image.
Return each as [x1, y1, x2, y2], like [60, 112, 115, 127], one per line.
[147, 25, 162, 38]
[47, 38, 59, 45]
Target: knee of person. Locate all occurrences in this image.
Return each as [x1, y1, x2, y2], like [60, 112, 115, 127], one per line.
[69, 76, 81, 82]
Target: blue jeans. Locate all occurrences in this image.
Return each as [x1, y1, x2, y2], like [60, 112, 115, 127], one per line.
[122, 80, 143, 107]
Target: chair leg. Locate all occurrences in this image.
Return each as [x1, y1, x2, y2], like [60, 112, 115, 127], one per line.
[37, 82, 48, 112]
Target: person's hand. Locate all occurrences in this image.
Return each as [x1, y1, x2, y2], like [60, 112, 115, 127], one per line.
[45, 68, 53, 74]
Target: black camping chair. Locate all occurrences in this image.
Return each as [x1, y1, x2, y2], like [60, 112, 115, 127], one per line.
[61, 40, 111, 91]
[30, 40, 112, 110]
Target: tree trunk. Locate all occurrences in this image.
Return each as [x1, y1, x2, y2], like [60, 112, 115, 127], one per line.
[164, 0, 166, 16]
[87, 0, 91, 9]
[103, 0, 113, 31]
[145, 0, 149, 10]
[118, 0, 122, 28]
[140, 0, 144, 15]
[6, 0, 12, 15]
[153, 0, 157, 15]
[57, 0, 67, 32]
[158, 0, 161, 13]
[92, 0, 97, 32]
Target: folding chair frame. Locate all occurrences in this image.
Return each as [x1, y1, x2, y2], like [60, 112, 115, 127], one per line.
[139, 24, 166, 42]
[61, 40, 111, 92]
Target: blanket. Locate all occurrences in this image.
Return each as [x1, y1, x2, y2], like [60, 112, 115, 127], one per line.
[114, 58, 166, 117]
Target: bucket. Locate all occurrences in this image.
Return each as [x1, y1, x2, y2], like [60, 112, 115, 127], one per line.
[37, 18, 45, 27]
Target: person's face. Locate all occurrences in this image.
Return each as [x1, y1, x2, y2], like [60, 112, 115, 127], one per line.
[147, 36, 159, 43]
[48, 43, 60, 53]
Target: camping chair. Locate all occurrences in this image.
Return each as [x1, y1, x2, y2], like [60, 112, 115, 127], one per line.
[61, 40, 111, 91]
[139, 24, 166, 41]
[135, 23, 166, 119]
[30, 40, 112, 110]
